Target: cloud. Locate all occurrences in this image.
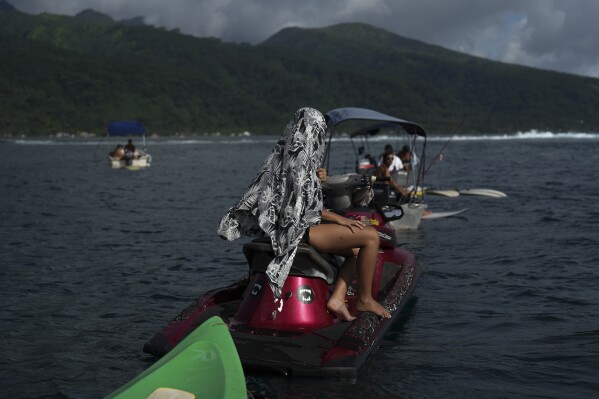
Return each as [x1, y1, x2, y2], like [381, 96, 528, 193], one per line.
[11, 0, 599, 77]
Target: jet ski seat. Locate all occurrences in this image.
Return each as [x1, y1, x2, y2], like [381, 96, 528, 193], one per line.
[242, 237, 339, 285]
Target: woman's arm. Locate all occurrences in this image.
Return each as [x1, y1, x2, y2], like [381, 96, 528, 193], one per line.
[316, 167, 328, 182]
[321, 209, 365, 233]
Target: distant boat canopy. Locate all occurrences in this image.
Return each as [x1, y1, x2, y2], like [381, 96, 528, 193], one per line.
[107, 120, 146, 136]
[325, 107, 427, 137]
[350, 122, 425, 138]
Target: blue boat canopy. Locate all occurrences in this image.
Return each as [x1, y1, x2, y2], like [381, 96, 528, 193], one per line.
[349, 122, 411, 138]
[107, 120, 146, 136]
[325, 107, 426, 137]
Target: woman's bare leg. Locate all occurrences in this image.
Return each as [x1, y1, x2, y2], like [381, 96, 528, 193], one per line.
[353, 234, 391, 318]
[327, 255, 356, 321]
[309, 224, 391, 319]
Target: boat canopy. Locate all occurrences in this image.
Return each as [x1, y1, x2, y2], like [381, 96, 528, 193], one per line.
[107, 120, 146, 137]
[325, 107, 426, 137]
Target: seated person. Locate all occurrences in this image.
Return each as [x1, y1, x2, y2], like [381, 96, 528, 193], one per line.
[110, 144, 124, 159]
[356, 146, 377, 174]
[375, 150, 410, 197]
[377, 144, 403, 174]
[397, 145, 412, 170]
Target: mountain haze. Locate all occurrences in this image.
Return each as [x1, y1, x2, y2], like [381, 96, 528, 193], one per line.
[1, 5, 598, 136]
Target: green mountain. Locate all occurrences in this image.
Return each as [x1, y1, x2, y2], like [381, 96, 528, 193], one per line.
[262, 24, 599, 132]
[1, 6, 598, 136]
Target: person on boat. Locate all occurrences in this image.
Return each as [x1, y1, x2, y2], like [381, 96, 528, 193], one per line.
[124, 139, 136, 165]
[377, 144, 403, 174]
[217, 107, 391, 321]
[397, 145, 413, 170]
[110, 144, 125, 159]
[356, 146, 377, 174]
[124, 139, 136, 156]
[376, 150, 410, 197]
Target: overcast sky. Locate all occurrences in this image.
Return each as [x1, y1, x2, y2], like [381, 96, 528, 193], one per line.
[11, 0, 599, 78]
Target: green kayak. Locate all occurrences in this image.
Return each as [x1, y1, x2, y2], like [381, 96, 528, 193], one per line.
[105, 316, 246, 399]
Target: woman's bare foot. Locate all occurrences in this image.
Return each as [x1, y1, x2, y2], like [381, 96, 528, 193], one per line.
[355, 298, 391, 318]
[327, 297, 356, 321]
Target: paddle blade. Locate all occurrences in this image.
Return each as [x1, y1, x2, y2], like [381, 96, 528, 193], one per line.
[459, 189, 507, 198]
[425, 189, 460, 198]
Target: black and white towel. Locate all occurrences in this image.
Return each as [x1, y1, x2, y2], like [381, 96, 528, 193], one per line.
[217, 107, 327, 298]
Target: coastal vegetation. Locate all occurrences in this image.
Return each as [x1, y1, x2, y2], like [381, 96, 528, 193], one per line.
[2, 4, 599, 136]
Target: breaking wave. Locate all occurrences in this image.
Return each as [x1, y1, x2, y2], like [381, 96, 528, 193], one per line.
[6, 129, 599, 146]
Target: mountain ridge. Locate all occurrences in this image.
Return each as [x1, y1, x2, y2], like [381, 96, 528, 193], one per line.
[1, 6, 598, 135]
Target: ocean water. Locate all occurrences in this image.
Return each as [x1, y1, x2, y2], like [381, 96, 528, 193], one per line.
[1, 133, 598, 399]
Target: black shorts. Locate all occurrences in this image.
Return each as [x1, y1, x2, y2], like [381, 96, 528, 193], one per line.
[301, 228, 310, 245]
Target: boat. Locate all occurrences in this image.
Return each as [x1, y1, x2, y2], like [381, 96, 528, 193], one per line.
[107, 120, 152, 170]
[105, 316, 246, 399]
[324, 107, 429, 230]
[143, 173, 420, 377]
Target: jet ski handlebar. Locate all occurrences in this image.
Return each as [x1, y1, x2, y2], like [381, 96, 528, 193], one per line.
[321, 173, 383, 209]
[322, 173, 388, 192]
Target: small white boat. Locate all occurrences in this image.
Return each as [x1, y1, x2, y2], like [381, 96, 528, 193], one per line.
[107, 120, 152, 170]
[108, 150, 152, 170]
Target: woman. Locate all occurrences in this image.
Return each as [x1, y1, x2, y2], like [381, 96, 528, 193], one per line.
[217, 107, 390, 320]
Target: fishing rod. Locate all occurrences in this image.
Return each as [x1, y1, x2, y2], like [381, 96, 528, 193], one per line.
[423, 116, 466, 177]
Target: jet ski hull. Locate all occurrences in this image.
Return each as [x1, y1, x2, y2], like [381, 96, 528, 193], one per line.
[144, 246, 419, 377]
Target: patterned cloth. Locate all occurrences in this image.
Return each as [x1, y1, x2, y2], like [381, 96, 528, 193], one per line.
[217, 108, 328, 298]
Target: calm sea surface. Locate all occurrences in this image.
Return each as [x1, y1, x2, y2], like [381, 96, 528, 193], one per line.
[1, 133, 598, 398]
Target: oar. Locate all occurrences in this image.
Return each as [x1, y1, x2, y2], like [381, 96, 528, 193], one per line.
[458, 188, 507, 198]
[424, 188, 508, 198]
[422, 208, 468, 220]
[406, 186, 461, 198]
[425, 188, 460, 197]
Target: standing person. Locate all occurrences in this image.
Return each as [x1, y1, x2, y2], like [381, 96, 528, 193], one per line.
[124, 139, 136, 155]
[124, 139, 136, 165]
[217, 107, 390, 321]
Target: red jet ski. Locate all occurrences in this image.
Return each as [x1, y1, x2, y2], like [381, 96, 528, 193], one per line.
[143, 174, 420, 377]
